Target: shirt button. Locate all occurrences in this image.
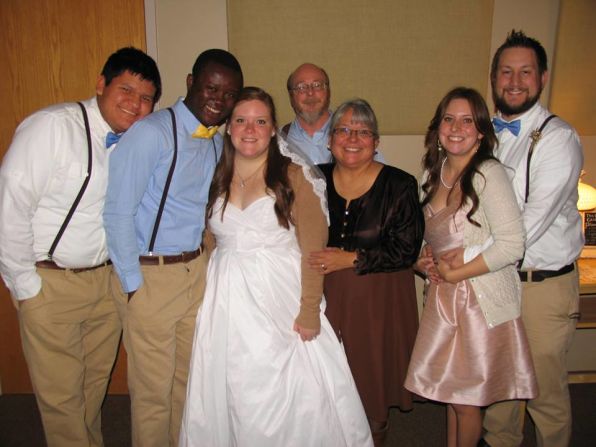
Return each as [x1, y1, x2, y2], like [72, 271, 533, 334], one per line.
[344, 210, 349, 215]
[343, 221, 348, 226]
[340, 233, 345, 238]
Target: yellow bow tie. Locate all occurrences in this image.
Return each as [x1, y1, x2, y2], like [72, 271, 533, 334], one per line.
[192, 124, 219, 139]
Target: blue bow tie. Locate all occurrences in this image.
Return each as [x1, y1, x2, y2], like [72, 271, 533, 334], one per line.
[492, 117, 521, 137]
[105, 131, 122, 148]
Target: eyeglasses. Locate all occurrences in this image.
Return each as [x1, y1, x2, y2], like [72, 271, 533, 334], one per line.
[289, 81, 328, 94]
[332, 127, 376, 140]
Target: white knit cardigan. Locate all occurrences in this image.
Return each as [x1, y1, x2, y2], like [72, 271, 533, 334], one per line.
[421, 159, 526, 328]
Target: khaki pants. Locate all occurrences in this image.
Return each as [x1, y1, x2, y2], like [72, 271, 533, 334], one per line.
[18, 265, 121, 447]
[483, 268, 579, 447]
[112, 254, 208, 447]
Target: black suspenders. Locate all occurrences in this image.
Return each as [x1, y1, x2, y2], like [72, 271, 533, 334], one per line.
[147, 109, 219, 253]
[518, 114, 557, 268]
[46, 102, 92, 260]
[148, 108, 178, 254]
[48, 106, 214, 259]
[524, 114, 557, 203]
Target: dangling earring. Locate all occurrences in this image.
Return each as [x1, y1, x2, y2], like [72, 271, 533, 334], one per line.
[437, 139, 443, 152]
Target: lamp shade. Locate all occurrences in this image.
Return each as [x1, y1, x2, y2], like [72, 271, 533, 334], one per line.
[578, 181, 596, 211]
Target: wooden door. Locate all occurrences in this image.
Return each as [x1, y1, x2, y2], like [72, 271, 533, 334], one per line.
[0, 0, 147, 394]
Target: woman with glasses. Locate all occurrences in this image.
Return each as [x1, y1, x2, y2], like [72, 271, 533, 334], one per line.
[309, 98, 424, 446]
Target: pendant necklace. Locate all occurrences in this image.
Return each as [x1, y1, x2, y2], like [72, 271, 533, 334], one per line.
[234, 161, 266, 188]
[440, 157, 455, 189]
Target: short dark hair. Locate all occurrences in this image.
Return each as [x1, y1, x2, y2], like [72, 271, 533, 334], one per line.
[490, 29, 548, 81]
[191, 49, 243, 85]
[101, 47, 162, 102]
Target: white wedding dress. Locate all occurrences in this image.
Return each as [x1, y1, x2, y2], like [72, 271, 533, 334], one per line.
[179, 196, 372, 447]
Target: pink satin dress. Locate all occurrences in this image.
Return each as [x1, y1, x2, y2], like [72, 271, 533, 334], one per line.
[404, 201, 537, 406]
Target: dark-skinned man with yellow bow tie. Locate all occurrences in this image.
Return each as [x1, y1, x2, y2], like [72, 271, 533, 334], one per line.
[104, 49, 243, 447]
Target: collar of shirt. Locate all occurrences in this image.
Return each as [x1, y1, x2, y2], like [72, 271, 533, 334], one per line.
[87, 96, 113, 142]
[173, 97, 204, 136]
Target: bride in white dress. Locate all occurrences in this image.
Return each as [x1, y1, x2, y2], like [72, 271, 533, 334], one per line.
[179, 87, 372, 447]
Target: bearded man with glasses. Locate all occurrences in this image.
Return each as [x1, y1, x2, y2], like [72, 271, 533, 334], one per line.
[282, 62, 384, 164]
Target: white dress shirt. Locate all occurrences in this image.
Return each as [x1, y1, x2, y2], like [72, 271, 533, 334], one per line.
[0, 97, 113, 300]
[494, 102, 584, 270]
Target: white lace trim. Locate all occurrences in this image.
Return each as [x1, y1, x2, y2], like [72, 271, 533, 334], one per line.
[277, 135, 329, 225]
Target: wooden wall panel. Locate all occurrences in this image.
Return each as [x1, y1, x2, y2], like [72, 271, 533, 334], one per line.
[0, 0, 146, 394]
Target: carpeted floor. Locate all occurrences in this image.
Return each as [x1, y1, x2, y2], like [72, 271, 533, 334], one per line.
[0, 383, 594, 446]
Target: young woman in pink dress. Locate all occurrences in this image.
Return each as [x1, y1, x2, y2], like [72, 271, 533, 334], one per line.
[405, 87, 537, 447]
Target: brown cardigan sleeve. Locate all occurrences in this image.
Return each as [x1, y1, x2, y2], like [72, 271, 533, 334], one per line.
[202, 227, 216, 255]
[288, 163, 328, 330]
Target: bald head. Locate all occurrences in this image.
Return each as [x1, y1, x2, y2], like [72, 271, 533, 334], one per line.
[287, 63, 329, 91]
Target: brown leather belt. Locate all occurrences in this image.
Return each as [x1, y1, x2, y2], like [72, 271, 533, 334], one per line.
[518, 263, 574, 282]
[139, 245, 203, 266]
[35, 260, 112, 273]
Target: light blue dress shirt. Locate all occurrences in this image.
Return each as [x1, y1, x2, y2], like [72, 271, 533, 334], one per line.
[104, 99, 221, 292]
[286, 115, 333, 164]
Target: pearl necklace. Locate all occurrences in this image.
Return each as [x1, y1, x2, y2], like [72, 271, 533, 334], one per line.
[440, 158, 455, 189]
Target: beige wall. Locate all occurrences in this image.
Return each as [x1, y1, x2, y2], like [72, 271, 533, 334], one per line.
[582, 137, 596, 186]
[145, 0, 229, 108]
[550, 0, 596, 137]
[227, 0, 494, 135]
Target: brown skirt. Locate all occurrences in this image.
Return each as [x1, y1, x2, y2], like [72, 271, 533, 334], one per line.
[324, 267, 419, 421]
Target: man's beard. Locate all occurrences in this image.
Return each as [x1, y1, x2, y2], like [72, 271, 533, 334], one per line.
[493, 86, 543, 117]
[295, 97, 329, 125]
[297, 108, 325, 125]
